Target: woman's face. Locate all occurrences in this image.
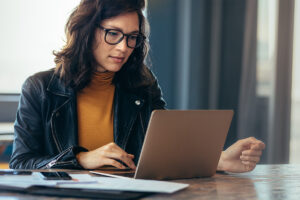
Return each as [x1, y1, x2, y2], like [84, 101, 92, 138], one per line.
[93, 12, 139, 72]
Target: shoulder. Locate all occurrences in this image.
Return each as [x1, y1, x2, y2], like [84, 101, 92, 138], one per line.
[144, 68, 162, 97]
[21, 68, 56, 96]
[26, 68, 55, 84]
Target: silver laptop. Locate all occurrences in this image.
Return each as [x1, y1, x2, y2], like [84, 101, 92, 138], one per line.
[92, 110, 233, 180]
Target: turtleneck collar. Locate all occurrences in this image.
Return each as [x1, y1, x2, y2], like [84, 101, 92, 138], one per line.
[90, 71, 115, 88]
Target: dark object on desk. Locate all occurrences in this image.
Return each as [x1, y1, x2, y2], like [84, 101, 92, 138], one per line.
[40, 172, 72, 180]
[0, 169, 32, 175]
[99, 166, 133, 171]
[0, 184, 152, 199]
[216, 170, 227, 174]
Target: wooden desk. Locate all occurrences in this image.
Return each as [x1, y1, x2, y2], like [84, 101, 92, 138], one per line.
[0, 165, 299, 199]
[142, 164, 300, 200]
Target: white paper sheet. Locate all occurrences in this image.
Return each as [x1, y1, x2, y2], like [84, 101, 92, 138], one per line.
[0, 172, 56, 188]
[0, 172, 189, 193]
[58, 176, 189, 193]
[0, 173, 96, 188]
[89, 171, 133, 179]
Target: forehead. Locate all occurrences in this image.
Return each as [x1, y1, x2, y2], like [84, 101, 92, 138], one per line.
[101, 12, 140, 32]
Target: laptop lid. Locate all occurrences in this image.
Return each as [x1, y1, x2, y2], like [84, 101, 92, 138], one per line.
[134, 110, 233, 180]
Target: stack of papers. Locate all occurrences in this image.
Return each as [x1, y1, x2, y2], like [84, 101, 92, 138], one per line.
[0, 173, 95, 188]
[59, 175, 188, 193]
[0, 172, 189, 193]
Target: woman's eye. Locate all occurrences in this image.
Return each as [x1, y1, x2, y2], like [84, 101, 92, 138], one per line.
[129, 35, 138, 40]
[108, 31, 119, 37]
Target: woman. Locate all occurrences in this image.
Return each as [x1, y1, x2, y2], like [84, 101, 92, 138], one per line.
[9, 0, 264, 173]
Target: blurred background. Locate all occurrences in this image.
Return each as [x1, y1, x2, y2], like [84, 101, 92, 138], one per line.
[0, 0, 299, 168]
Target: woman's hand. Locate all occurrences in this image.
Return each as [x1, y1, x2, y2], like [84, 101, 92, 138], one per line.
[217, 137, 265, 173]
[76, 142, 136, 170]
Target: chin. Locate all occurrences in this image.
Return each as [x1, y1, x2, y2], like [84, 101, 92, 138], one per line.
[105, 65, 123, 72]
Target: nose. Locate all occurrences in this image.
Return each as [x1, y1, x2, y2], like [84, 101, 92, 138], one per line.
[115, 37, 128, 52]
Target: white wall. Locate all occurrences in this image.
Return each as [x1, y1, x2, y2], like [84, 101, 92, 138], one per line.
[292, 0, 300, 100]
[290, 0, 300, 163]
[0, 0, 80, 93]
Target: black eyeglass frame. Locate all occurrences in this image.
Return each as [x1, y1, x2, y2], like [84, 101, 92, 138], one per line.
[98, 26, 146, 49]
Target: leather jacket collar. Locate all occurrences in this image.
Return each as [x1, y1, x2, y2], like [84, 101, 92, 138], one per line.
[47, 73, 73, 97]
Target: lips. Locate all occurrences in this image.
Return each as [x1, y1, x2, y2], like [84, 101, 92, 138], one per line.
[110, 56, 125, 63]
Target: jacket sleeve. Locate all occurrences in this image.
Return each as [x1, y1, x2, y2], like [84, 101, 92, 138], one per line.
[9, 76, 87, 169]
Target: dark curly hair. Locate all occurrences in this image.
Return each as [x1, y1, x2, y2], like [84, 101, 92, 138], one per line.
[54, 0, 155, 92]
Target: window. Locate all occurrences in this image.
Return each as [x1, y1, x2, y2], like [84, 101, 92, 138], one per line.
[256, 0, 278, 97]
[0, 0, 80, 93]
[290, 0, 300, 163]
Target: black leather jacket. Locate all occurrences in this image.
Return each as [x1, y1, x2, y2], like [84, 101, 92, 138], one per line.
[9, 69, 165, 169]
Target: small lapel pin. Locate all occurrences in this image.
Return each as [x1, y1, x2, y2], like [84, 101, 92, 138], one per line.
[135, 100, 141, 106]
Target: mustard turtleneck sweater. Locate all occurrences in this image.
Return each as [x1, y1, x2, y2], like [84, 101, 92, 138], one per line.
[77, 71, 115, 151]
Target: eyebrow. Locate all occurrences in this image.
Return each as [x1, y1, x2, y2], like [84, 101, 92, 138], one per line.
[103, 25, 140, 34]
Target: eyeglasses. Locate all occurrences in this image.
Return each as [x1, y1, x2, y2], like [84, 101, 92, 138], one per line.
[98, 26, 145, 49]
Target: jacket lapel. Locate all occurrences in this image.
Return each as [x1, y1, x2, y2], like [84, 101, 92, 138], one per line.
[47, 73, 78, 151]
[113, 86, 144, 149]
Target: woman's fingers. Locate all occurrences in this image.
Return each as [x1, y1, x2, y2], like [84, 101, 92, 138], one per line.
[102, 158, 127, 169]
[76, 143, 137, 170]
[240, 137, 265, 151]
[240, 148, 261, 172]
[240, 154, 259, 171]
[241, 161, 256, 171]
[99, 143, 136, 169]
[250, 142, 265, 150]
[105, 151, 136, 169]
[242, 149, 262, 157]
[240, 155, 260, 163]
[110, 144, 136, 169]
[128, 154, 135, 158]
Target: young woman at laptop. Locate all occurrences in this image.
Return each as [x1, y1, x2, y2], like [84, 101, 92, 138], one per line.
[9, 0, 265, 173]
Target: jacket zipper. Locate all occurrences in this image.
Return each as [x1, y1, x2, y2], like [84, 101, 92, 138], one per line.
[50, 98, 72, 153]
[48, 96, 72, 169]
[122, 114, 138, 149]
[50, 112, 63, 152]
[44, 146, 73, 168]
[46, 160, 57, 168]
[52, 160, 74, 166]
[139, 112, 145, 134]
[122, 100, 144, 148]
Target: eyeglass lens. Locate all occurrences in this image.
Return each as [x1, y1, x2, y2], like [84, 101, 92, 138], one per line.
[105, 30, 142, 48]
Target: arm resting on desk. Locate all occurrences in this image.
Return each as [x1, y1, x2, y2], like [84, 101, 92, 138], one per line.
[9, 76, 88, 169]
[217, 137, 265, 173]
[9, 144, 87, 169]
